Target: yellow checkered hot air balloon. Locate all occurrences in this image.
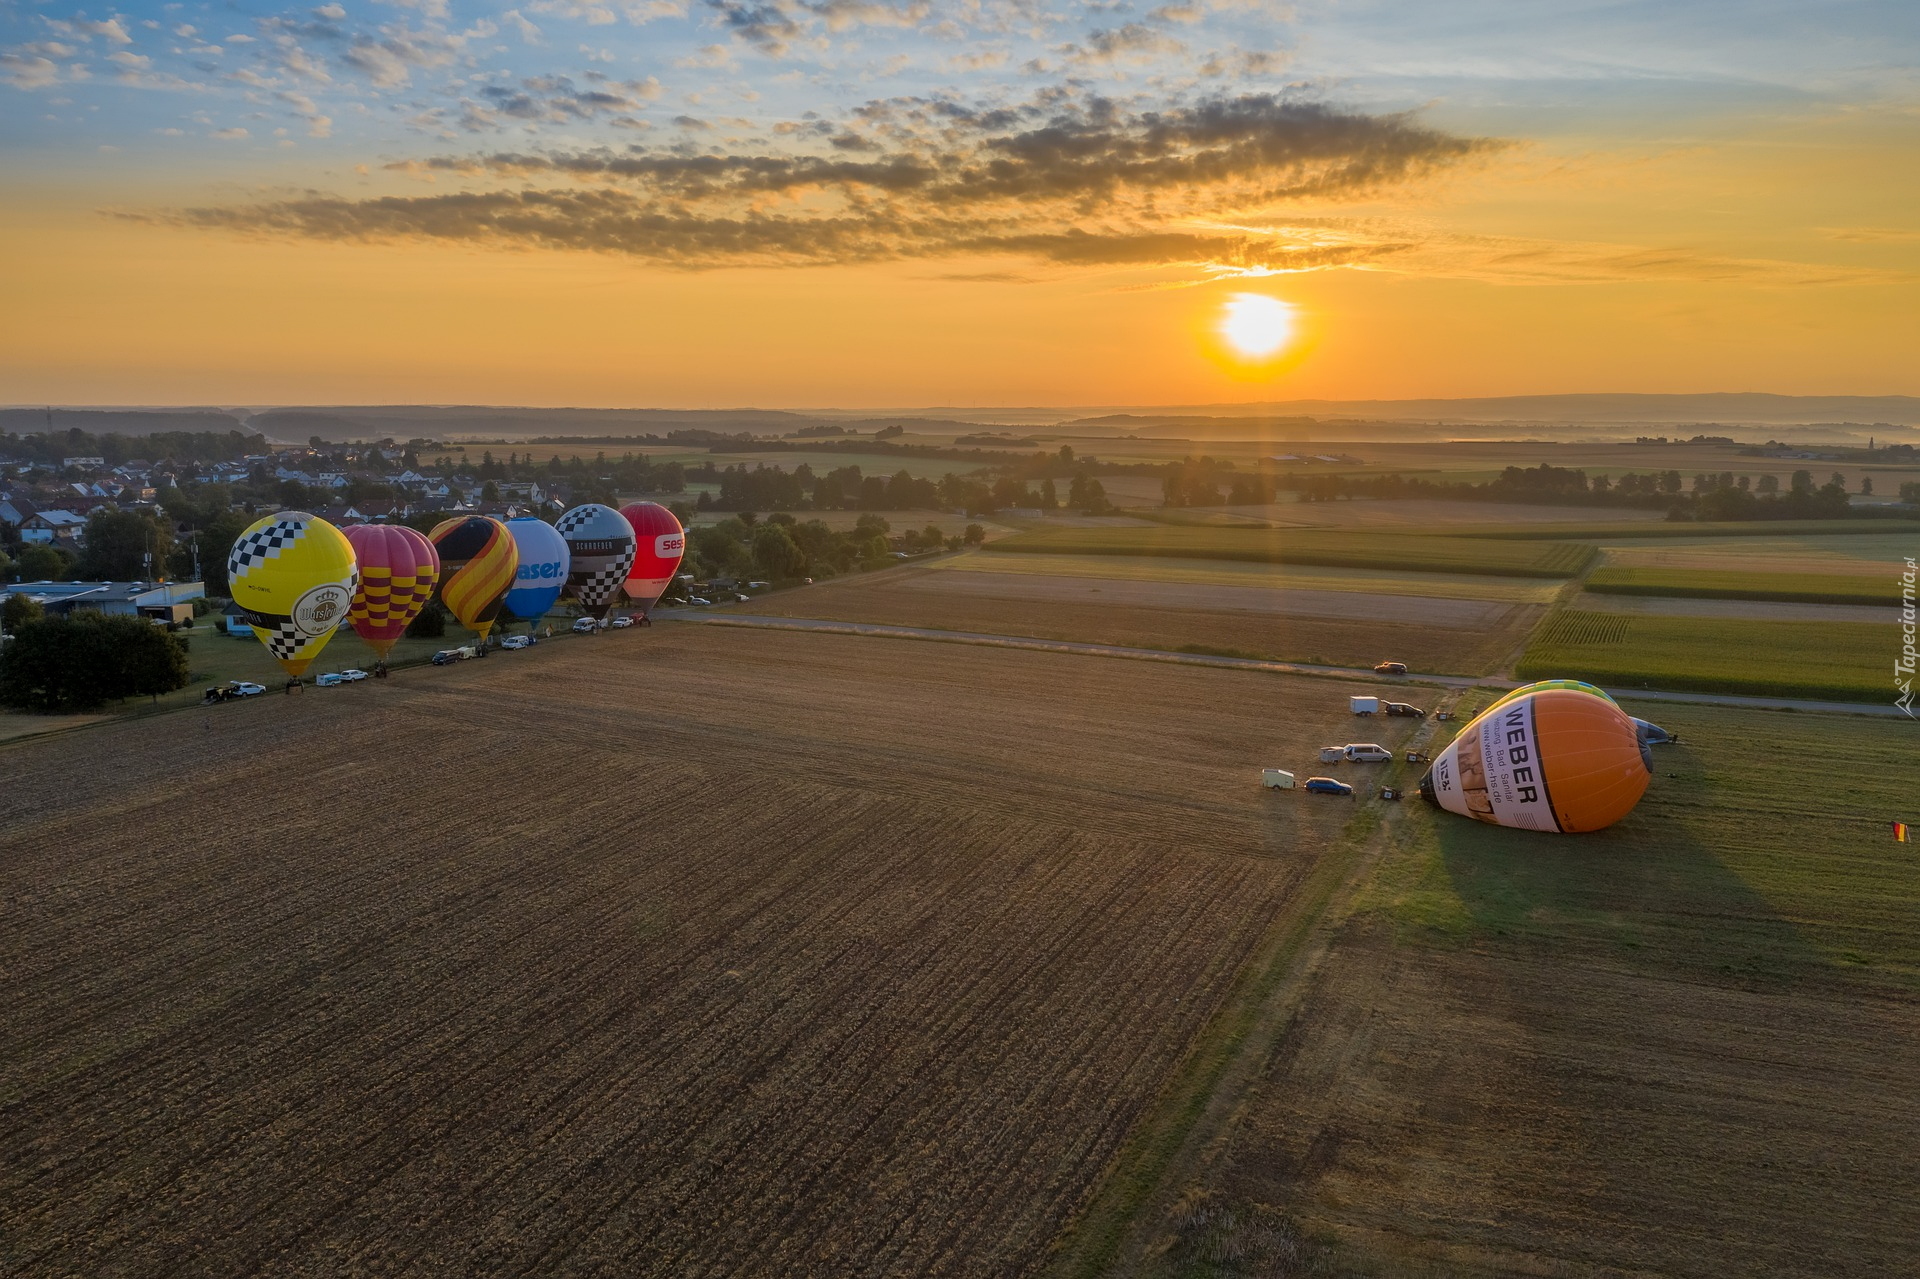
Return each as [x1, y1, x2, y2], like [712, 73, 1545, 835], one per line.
[429, 516, 518, 642]
[227, 511, 359, 678]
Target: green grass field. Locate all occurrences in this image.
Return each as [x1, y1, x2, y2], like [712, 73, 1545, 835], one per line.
[1368, 699, 1920, 984]
[1586, 565, 1900, 605]
[937, 552, 1565, 603]
[1517, 609, 1895, 700]
[1453, 518, 1920, 541]
[986, 526, 1598, 578]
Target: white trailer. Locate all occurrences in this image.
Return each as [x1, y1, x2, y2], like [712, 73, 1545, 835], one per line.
[1262, 769, 1296, 789]
[1350, 696, 1380, 715]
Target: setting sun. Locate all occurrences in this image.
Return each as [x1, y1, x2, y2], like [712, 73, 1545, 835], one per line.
[1218, 294, 1296, 360]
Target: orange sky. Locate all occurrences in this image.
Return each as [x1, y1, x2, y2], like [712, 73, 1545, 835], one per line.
[3, 1, 1917, 407]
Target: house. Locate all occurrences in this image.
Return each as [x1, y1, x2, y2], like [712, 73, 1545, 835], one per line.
[19, 509, 87, 545]
[1, 580, 205, 624]
[0, 496, 33, 532]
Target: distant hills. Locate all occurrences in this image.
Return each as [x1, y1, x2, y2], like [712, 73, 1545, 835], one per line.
[4, 393, 1917, 445]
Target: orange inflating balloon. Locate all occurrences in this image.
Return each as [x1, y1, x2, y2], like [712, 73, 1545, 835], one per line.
[1419, 688, 1651, 834]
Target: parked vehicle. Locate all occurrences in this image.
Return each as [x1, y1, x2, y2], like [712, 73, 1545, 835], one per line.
[316, 673, 346, 687]
[500, 634, 532, 650]
[1384, 701, 1425, 718]
[1261, 768, 1295, 789]
[686, 596, 712, 606]
[1374, 661, 1408, 675]
[431, 647, 476, 665]
[202, 680, 266, 703]
[1343, 743, 1392, 763]
[1305, 777, 1355, 796]
[1318, 746, 1346, 764]
[339, 669, 367, 682]
[610, 614, 634, 628]
[571, 617, 599, 634]
[1349, 696, 1381, 715]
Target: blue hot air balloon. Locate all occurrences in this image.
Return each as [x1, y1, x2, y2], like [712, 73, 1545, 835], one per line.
[501, 515, 570, 628]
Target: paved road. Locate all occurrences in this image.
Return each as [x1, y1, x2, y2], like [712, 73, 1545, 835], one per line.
[660, 611, 1915, 719]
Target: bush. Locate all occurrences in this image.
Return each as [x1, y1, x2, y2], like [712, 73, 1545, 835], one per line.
[406, 598, 448, 638]
[0, 612, 191, 712]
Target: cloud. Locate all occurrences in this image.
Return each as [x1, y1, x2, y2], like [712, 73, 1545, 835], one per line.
[209, 126, 249, 138]
[151, 93, 1505, 275]
[1, 53, 63, 89]
[806, 0, 929, 32]
[1058, 23, 1185, 67]
[342, 25, 461, 88]
[706, 0, 806, 56]
[77, 17, 134, 45]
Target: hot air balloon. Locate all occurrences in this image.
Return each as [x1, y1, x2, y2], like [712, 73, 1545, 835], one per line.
[1419, 688, 1651, 834]
[617, 501, 685, 619]
[556, 503, 636, 622]
[343, 524, 440, 662]
[227, 511, 358, 679]
[429, 516, 519, 643]
[501, 515, 570, 629]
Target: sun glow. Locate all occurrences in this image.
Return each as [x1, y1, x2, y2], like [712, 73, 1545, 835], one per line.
[1218, 293, 1296, 359]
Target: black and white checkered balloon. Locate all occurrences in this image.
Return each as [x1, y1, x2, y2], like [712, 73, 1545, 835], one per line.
[557, 504, 636, 620]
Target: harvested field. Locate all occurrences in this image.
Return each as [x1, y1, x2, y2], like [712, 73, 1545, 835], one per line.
[0, 627, 1407, 1279]
[1210, 499, 1670, 531]
[1158, 702, 1920, 1278]
[986, 527, 1595, 578]
[754, 566, 1543, 676]
[937, 553, 1562, 603]
[1517, 609, 1894, 700]
[882, 569, 1518, 628]
[1595, 531, 1918, 573]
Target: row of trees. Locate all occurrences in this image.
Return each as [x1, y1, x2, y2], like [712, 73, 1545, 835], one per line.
[0, 611, 191, 712]
[693, 462, 1113, 516]
[684, 513, 984, 584]
[0, 426, 267, 469]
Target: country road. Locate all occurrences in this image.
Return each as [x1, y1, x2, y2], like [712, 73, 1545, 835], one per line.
[663, 610, 1915, 720]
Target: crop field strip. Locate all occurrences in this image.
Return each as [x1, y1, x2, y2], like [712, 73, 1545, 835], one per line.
[1518, 608, 1894, 700]
[982, 527, 1599, 578]
[934, 552, 1563, 603]
[1585, 565, 1901, 605]
[1158, 702, 1920, 1277]
[751, 565, 1542, 677]
[2, 627, 1387, 1278]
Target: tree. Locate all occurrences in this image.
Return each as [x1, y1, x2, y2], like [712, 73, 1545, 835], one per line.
[1757, 474, 1780, 496]
[1861, 476, 1873, 496]
[1790, 469, 1813, 495]
[3, 593, 43, 635]
[1040, 478, 1057, 509]
[0, 612, 190, 712]
[77, 508, 176, 581]
[406, 598, 447, 638]
[752, 523, 808, 579]
[14, 544, 72, 581]
[170, 509, 250, 595]
[963, 523, 985, 545]
[0, 547, 10, 580]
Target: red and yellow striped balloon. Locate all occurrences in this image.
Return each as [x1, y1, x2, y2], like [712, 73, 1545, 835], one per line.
[344, 524, 441, 660]
[428, 516, 519, 642]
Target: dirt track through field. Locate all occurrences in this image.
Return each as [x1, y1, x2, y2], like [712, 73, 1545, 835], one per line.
[1, 627, 1384, 1278]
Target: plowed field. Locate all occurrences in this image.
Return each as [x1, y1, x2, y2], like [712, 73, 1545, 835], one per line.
[1, 626, 1399, 1278]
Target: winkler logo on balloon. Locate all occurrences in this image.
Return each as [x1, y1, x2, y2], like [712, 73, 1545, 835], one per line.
[227, 511, 359, 678]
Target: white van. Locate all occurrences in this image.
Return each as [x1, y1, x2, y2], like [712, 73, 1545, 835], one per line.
[1343, 743, 1392, 763]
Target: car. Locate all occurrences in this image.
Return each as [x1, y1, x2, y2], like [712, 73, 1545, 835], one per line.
[1305, 777, 1354, 796]
[1373, 661, 1408, 675]
[339, 669, 367, 682]
[1343, 743, 1392, 763]
[500, 634, 531, 650]
[201, 680, 265, 703]
[611, 614, 633, 628]
[1384, 701, 1425, 718]
[735, 593, 752, 603]
[431, 648, 467, 665]
[315, 672, 345, 687]
[571, 617, 599, 634]
[231, 681, 265, 697]
[687, 596, 712, 606]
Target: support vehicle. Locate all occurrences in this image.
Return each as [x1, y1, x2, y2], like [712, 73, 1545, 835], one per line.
[1305, 777, 1354, 796]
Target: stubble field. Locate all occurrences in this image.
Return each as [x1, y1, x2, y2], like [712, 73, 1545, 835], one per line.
[1, 626, 1403, 1278]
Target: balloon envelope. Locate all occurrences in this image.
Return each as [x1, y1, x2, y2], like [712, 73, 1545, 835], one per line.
[1486, 679, 1617, 714]
[429, 516, 518, 641]
[344, 524, 440, 659]
[227, 511, 358, 677]
[617, 501, 685, 614]
[1420, 689, 1651, 834]
[502, 516, 570, 624]
[556, 503, 636, 620]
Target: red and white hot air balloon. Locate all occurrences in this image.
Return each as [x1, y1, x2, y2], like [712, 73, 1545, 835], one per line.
[618, 502, 686, 618]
